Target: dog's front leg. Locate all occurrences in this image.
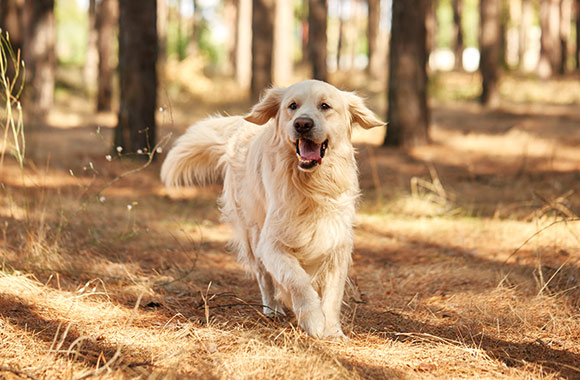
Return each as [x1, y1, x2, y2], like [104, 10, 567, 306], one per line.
[256, 234, 325, 338]
[320, 252, 349, 340]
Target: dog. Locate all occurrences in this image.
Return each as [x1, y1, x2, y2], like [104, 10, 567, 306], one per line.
[161, 80, 384, 339]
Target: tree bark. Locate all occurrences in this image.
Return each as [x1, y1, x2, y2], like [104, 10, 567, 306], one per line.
[236, 0, 252, 89]
[384, 0, 429, 147]
[96, 0, 116, 112]
[479, 0, 501, 107]
[116, 0, 157, 153]
[250, 0, 274, 100]
[21, 0, 55, 126]
[452, 0, 464, 70]
[308, 0, 327, 81]
[367, 0, 381, 77]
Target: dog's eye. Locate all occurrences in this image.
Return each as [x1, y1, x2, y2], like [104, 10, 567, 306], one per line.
[320, 103, 331, 110]
[288, 102, 298, 110]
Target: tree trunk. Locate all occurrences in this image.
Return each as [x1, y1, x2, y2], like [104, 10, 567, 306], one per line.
[308, 0, 327, 81]
[21, 0, 55, 126]
[425, 0, 437, 57]
[539, 0, 562, 77]
[559, 0, 572, 74]
[519, 0, 532, 71]
[452, 0, 464, 70]
[250, 0, 274, 100]
[576, 0, 580, 70]
[538, 0, 553, 77]
[548, 0, 562, 71]
[499, 0, 508, 68]
[479, 0, 501, 107]
[384, 0, 429, 147]
[236, 0, 252, 89]
[367, 0, 381, 77]
[223, 0, 237, 76]
[96, 0, 116, 112]
[84, 0, 98, 95]
[116, 0, 157, 154]
[0, 0, 24, 54]
[273, 0, 293, 86]
[189, 0, 202, 56]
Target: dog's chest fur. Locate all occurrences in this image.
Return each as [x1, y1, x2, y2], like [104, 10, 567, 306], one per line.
[221, 123, 359, 269]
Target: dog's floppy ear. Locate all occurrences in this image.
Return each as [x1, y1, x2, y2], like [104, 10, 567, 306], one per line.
[345, 92, 386, 130]
[244, 87, 286, 125]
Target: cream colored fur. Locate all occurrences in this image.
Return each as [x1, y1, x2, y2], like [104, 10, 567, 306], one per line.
[161, 80, 384, 339]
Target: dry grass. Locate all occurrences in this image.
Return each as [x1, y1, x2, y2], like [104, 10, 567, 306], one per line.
[1, 70, 580, 379]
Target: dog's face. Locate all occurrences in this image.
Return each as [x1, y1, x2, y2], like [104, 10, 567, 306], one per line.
[245, 80, 384, 172]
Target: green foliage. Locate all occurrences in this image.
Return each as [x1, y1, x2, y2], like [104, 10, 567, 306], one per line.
[436, 0, 479, 49]
[198, 23, 221, 65]
[436, 0, 454, 49]
[462, 0, 479, 47]
[55, 0, 88, 66]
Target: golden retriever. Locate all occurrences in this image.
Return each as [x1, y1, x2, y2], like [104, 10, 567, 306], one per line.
[161, 80, 384, 339]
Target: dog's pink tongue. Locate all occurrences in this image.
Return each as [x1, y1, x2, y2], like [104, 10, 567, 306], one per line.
[299, 139, 322, 163]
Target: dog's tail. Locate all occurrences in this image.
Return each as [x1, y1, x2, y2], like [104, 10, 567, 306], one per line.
[161, 116, 240, 187]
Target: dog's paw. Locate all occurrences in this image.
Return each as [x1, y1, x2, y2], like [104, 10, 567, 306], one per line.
[298, 307, 326, 338]
[323, 327, 348, 341]
[263, 304, 286, 318]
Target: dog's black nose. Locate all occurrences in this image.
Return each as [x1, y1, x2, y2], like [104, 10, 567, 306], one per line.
[294, 117, 314, 134]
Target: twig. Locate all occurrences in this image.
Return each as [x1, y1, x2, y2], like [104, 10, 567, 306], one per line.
[93, 133, 172, 197]
[73, 294, 144, 380]
[194, 291, 283, 321]
[537, 259, 569, 296]
[502, 218, 580, 264]
[0, 366, 42, 380]
[201, 302, 272, 310]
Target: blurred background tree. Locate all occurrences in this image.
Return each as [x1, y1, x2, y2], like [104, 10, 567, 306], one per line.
[116, 0, 157, 153]
[384, 0, 429, 147]
[1, 0, 580, 151]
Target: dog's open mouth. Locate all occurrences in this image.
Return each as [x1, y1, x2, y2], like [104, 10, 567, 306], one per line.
[295, 138, 328, 171]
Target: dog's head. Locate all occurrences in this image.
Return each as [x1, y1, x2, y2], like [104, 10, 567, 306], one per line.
[244, 80, 384, 172]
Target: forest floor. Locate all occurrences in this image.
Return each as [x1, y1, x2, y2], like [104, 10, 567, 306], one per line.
[1, 71, 580, 379]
